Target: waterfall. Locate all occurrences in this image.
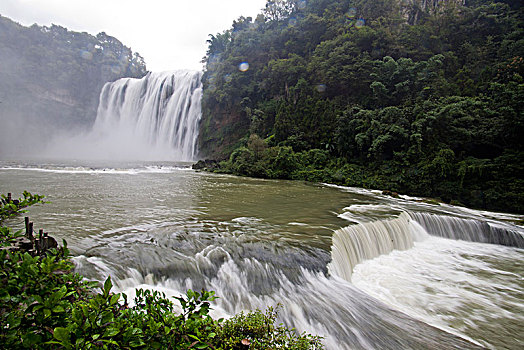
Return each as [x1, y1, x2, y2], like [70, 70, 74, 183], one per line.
[91, 70, 202, 161]
[408, 212, 524, 248]
[329, 212, 429, 281]
[330, 211, 524, 281]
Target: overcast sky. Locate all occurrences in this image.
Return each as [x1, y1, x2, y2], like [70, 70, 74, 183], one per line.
[0, 0, 268, 71]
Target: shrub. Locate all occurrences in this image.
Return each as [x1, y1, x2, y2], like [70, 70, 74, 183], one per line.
[0, 193, 324, 349]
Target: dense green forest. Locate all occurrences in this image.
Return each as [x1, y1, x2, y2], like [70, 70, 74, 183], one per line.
[198, 0, 524, 213]
[0, 15, 147, 155]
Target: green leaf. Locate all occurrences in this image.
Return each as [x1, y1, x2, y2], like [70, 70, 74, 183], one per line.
[103, 276, 112, 296]
[7, 313, 21, 328]
[110, 293, 120, 305]
[53, 327, 70, 342]
[103, 327, 120, 338]
[188, 334, 201, 341]
[23, 333, 42, 347]
[56, 285, 67, 299]
[129, 339, 146, 348]
[52, 305, 65, 313]
[101, 310, 114, 324]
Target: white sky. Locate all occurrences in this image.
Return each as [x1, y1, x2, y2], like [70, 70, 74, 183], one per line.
[0, 0, 268, 71]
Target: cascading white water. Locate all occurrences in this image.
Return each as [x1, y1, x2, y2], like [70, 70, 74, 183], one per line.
[328, 208, 524, 347]
[5, 164, 517, 349]
[408, 212, 524, 248]
[89, 70, 202, 161]
[329, 211, 524, 282]
[328, 212, 429, 281]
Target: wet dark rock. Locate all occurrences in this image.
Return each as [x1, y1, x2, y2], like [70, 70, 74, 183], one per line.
[382, 190, 400, 198]
[192, 159, 219, 171]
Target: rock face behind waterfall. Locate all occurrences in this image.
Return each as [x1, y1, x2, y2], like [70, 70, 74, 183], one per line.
[92, 71, 203, 161]
[0, 15, 147, 157]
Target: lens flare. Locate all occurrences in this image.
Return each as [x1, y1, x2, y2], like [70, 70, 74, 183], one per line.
[315, 84, 327, 93]
[289, 17, 297, 27]
[347, 7, 357, 19]
[298, 0, 306, 10]
[239, 62, 249, 72]
[111, 65, 122, 74]
[80, 51, 93, 60]
[355, 18, 365, 29]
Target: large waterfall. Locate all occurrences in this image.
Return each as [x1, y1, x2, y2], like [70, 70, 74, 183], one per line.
[44, 70, 203, 161]
[91, 71, 202, 161]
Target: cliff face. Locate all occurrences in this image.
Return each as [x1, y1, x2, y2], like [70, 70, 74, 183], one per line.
[401, 0, 466, 24]
[198, 101, 249, 159]
[0, 15, 147, 156]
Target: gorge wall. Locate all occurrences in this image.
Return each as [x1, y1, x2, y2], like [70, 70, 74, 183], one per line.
[0, 15, 147, 156]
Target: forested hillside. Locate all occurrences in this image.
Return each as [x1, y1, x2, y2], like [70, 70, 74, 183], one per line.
[0, 15, 147, 154]
[199, 0, 523, 213]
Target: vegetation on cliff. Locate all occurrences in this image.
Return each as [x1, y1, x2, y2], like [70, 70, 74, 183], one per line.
[199, 0, 523, 213]
[0, 193, 323, 349]
[0, 15, 147, 155]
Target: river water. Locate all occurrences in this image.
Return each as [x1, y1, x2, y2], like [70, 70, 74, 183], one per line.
[1, 160, 523, 349]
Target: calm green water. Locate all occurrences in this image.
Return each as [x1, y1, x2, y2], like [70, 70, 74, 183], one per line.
[1, 160, 523, 349]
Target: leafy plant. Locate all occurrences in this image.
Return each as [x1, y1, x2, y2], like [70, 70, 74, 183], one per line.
[0, 191, 46, 223]
[0, 192, 324, 349]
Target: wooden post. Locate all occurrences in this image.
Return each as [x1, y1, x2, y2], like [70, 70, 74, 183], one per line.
[25, 217, 30, 236]
[7, 193, 12, 203]
[36, 229, 43, 255]
[28, 222, 34, 241]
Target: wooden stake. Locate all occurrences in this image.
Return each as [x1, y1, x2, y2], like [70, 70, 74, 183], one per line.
[28, 222, 34, 241]
[25, 217, 30, 236]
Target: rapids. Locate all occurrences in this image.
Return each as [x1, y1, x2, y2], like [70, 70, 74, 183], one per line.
[1, 161, 523, 349]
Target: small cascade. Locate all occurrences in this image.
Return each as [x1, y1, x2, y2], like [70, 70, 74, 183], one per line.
[408, 212, 524, 248]
[330, 210, 524, 283]
[92, 70, 202, 161]
[329, 212, 429, 281]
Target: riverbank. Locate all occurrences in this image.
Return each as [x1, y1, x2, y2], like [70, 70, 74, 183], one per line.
[194, 144, 524, 215]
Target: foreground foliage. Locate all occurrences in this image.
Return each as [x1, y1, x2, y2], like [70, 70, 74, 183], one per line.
[0, 193, 324, 349]
[200, 0, 524, 213]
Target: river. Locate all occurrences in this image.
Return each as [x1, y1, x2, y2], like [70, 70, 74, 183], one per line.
[1, 159, 523, 349]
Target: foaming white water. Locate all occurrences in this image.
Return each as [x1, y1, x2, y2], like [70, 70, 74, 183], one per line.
[330, 210, 524, 282]
[323, 183, 524, 226]
[0, 165, 188, 174]
[409, 212, 524, 248]
[329, 212, 429, 281]
[45, 70, 202, 161]
[352, 237, 524, 349]
[73, 251, 477, 350]
[337, 204, 404, 224]
[329, 210, 524, 348]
